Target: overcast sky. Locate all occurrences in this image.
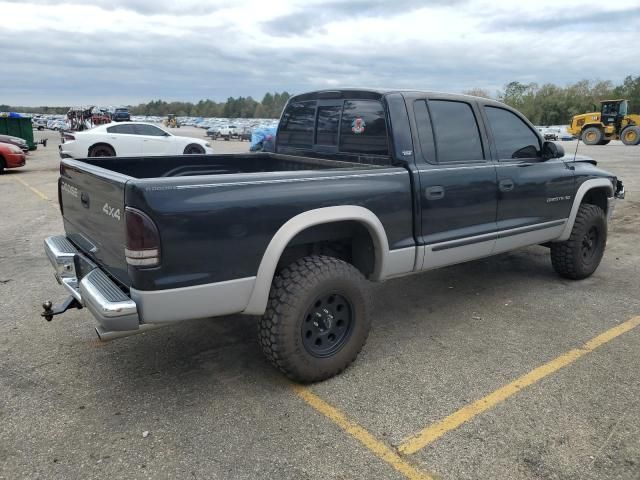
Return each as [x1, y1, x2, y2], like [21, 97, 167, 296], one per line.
[1, 0, 638, 106]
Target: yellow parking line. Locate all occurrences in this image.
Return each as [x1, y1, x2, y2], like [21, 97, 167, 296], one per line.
[398, 315, 640, 455]
[13, 176, 50, 201]
[293, 385, 434, 480]
[12, 176, 58, 210]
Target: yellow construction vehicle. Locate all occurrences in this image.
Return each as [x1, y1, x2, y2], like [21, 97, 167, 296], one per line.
[568, 99, 640, 145]
[164, 114, 179, 128]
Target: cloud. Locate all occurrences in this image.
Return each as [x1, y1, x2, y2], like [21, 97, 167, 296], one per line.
[1, 0, 223, 15]
[262, 0, 466, 37]
[0, 0, 638, 106]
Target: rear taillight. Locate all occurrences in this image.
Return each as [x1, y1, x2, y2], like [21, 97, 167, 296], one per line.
[125, 207, 160, 267]
[63, 133, 75, 142]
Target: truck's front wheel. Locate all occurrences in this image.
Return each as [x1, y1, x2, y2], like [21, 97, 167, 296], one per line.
[550, 204, 607, 279]
[259, 255, 371, 383]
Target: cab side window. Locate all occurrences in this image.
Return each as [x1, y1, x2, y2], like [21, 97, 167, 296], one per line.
[428, 100, 484, 163]
[278, 100, 316, 148]
[484, 106, 541, 160]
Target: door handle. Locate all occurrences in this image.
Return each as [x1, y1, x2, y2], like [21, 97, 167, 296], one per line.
[499, 179, 514, 192]
[80, 192, 90, 209]
[425, 186, 445, 200]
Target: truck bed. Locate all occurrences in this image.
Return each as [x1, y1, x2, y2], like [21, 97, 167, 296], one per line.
[83, 152, 388, 179]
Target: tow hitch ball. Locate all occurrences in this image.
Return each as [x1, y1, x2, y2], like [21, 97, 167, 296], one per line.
[41, 296, 82, 321]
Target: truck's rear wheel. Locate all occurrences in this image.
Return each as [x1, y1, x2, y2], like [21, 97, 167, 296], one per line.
[550, 204, 606, 279]
[258, 255, 371, 383]
[582, 127, 602, 145]
[621, 126, 640, 145]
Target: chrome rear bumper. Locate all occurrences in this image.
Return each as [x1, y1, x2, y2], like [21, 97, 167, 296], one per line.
[44, 235, 139, 332]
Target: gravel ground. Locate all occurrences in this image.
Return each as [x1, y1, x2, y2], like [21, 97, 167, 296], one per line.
[0, 127, 638, 479]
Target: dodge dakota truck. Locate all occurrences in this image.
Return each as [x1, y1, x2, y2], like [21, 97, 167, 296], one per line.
[43, 89, 625, 382]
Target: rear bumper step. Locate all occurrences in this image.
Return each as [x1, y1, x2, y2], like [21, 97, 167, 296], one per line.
[43, 235, 143, 336]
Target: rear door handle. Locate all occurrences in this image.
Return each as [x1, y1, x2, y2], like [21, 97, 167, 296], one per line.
[499, 179, 514, 192]
[425, 186, 445, 200]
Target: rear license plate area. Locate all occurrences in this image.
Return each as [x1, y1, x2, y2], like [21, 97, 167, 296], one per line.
[74, 254, 97, 281]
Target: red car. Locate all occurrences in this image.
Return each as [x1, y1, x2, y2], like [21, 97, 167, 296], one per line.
[0, 142, 27, 173]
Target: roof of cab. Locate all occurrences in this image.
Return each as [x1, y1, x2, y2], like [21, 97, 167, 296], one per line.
[290, 88, 507, 107]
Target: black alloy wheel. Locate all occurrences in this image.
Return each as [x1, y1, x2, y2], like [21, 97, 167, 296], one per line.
[581, 226, 599, 262]
[302, 293, 354, 358]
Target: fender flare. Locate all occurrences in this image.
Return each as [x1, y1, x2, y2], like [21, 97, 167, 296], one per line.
[242, 206, 390, 315]
[556, 178, 613, 241]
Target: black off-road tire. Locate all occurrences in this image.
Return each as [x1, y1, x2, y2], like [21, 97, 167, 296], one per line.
[581, 127, 603, 145]
[258, 255, 371, 383]
[550, 204, 607, 279]
[184, 144, 205, 154]
[88, 144, 115, 157]
[621, 126, 640, 146]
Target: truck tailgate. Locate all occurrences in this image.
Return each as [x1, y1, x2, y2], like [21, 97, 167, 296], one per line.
[59, 160, 130, 287]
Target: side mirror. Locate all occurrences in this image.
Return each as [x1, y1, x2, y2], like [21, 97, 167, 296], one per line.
[542, 141, 564, 160]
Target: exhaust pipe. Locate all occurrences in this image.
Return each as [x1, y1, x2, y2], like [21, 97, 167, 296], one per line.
[95, 323, 166, 342]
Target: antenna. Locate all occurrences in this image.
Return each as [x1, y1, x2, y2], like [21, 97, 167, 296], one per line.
[572, 129, 580, 165]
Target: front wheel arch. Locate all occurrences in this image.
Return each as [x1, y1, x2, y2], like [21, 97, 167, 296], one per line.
[556, 179, 613, 242]
[183, 143, 206, 154]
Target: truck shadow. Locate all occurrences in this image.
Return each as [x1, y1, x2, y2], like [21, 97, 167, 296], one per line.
[94, 247, 558, 393]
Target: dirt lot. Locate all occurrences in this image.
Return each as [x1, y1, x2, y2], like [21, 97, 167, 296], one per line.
[1, 128, 638, 480]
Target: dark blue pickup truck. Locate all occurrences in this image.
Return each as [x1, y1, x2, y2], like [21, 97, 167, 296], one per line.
[43, 89, 624, 382]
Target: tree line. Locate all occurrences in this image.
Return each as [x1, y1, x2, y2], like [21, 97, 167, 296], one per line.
[4, 76, 639, 122]
[464, 75, 640, 125]
[0, 92, 292, 118]
[128, 92, 291, 118]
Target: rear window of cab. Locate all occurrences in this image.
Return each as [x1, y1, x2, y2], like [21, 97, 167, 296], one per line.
[278, 99, 389, 155]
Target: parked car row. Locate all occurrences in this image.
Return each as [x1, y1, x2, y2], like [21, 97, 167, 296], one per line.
[207, 125, 252, 141]
[0, 134, 29, 152]
[535, 125, 576, 141]
[0, 140, 27, 173]
[59, 122, 214, 158]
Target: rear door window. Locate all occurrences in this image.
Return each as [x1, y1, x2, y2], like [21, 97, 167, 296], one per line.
[339, 100, 388, 155]
[107, 124, 136, 134]
[428, 100, 484, 163]
[278, 100, 316, 148]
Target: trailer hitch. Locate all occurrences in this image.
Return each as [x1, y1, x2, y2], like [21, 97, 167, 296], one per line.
[41, 296, 82, 321]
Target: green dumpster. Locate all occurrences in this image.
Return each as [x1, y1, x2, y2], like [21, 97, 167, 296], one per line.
[0, 116, 37, 150]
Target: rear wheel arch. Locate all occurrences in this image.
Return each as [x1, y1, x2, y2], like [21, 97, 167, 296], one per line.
[88, 143, 116, 157]
[243, 206, 391, 315]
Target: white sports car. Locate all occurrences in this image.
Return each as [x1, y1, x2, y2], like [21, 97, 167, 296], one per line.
[59, 122, 214, 158]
